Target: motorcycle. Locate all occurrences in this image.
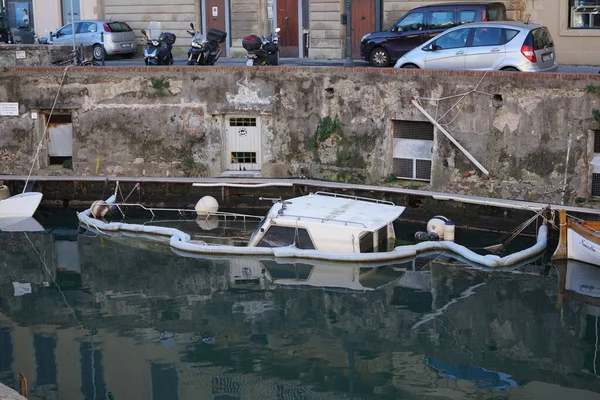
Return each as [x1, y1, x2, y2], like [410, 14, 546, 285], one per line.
[242, 27, 281, 66]
[141, 21, 176, 66]
[186, 23, 227, 65]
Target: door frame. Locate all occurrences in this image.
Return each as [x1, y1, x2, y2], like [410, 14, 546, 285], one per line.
[201, 0, 230, 57]
[273, 0, 303, 57]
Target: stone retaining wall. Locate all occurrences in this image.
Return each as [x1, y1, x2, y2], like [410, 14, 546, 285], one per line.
[1, 66, 599, 207]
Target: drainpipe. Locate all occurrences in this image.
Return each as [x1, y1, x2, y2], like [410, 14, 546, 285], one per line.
[344, 0, 352, 66]
[410, 97, 490, 178]
[70, 0, 76, 53]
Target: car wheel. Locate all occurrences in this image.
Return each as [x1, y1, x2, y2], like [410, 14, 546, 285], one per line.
[401, 63, 419, 69]
[369, 47, 390, 67]
[92, 44, 105, 61]
[501, 67, 519, 72]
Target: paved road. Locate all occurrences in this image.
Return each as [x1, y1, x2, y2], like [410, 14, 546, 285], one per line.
[100, 56, 600, 74]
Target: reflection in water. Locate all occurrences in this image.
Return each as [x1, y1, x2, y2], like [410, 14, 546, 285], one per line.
[0, 211, 600, 399]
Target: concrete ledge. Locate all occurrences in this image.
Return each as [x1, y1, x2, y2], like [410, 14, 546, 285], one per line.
[0, 44, 76, 66]
[0, 383, 26, 400]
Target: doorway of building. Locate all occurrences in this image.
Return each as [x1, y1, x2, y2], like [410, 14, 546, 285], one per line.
[351, 0, 375, 59]
[276, 0, 299, 57]
[203, 0, 228, 56]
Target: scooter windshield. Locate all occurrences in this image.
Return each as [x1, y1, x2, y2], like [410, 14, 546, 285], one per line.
[147, 21, 162, 40]
[192, 32, 206, 43]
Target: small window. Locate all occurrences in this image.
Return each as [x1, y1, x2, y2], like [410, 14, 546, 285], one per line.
[230, 117, 257, 127]
[59, 24, 73, 36]
[485, 4, 507, 21]
[472, 27, 502, 47]
[429, 11, 455, 30]
[594, 130, 600, 153]
[503, 28, 520, 44]
[457, 10, 477, 25]
[78, 22, 97, 33]
[377, 226, 389, 252]
[435, 28, 470, 50]
[570, 0, 600, 29]
[593, 173, 600, 197]
[257, 226, 316, 249]
[231, 152, 256, 164]
[359, 232, 374, 253]
[395, 12, 425, 33]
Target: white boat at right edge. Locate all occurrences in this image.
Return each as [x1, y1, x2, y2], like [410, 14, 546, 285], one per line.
[552, 209, 600, 267]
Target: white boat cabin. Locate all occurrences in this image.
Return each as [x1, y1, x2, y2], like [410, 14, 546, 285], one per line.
[247, 192, 406, 253]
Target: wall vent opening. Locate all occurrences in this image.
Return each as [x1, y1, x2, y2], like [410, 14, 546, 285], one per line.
[392, 120, 433, 181]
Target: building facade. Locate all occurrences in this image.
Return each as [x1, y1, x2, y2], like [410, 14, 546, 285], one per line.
[14, 0, 600, 64]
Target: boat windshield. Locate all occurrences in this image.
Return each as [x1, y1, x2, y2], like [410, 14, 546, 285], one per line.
[147, 21, 162, 40]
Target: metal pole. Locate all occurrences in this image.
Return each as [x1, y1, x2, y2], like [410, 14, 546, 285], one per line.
[410, 98, 490, 177]
[344, 0, 352, 67]
[70, 0, 75, 53]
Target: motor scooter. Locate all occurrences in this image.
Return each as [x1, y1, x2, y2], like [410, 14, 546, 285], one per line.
[186, 23, 227, 65]
[141, 21, 176, 66]
[242, 28, 280, 66]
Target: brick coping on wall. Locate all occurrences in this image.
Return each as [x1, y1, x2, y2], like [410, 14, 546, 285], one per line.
[4, 65, 600, 81]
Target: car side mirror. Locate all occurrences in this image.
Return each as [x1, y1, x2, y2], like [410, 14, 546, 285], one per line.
[190, 23, 195, 30]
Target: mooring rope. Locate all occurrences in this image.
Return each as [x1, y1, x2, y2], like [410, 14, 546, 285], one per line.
[23, 65, 72, 194]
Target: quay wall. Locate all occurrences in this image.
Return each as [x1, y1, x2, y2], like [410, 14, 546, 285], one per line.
[1, 66, 600, 207]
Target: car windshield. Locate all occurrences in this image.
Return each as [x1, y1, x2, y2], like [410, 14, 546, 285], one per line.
[147, 21, 162, 40]
[107, 22, 132, 32]
[486, 4, 507, 21]
[531, 27, 554, 50]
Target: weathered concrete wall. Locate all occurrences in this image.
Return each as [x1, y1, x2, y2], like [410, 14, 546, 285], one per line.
[0, 45, 73, 67]
[0, 66, 599, 207]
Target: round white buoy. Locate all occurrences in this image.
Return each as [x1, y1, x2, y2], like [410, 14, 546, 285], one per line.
[90, 200, 110, 219]
[443, 220, 455, 242]
[427, 216, 449, 240]
[196, 215, 220, 230]
[0, 184, 10, 200]
[195, 196, 219, 216]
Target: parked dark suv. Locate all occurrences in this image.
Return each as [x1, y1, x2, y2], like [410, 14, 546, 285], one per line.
[0, 14, 13, 44]
[360, 2, 507, 67]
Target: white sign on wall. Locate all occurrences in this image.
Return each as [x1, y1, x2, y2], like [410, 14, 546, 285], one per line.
[15, 51, 26, 59]
[0, 103, 19, 116]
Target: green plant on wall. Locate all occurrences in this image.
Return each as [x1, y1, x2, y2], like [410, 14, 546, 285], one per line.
[593, 108, 600, 123]
[150, 77, 170, 96]
[308, 115, 343, 151]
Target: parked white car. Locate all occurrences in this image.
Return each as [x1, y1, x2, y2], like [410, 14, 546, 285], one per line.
[394, 21, 559, 72]
[47, 20, 137, 60]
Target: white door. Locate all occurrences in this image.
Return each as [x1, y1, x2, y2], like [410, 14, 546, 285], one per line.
[226, 117, 261, 171]
[46, 115, 73, 157]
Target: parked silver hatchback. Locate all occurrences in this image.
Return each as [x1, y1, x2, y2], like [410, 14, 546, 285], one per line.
[394, 21, 558, 72]
[50, 20, 137, 60]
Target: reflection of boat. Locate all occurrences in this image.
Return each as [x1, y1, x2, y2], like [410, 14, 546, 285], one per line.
[78, 190, 550, 268]
[0, 192, 43, 219]
[557, 259, 600, 307]
[552, 209, 600, 266]
[0, 216, 44, 232]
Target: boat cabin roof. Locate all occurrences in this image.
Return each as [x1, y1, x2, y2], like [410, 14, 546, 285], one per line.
[269, 192, 406, 231]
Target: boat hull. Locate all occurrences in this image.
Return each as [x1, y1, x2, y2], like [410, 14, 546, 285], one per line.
[0, 192, 43, 218]
[552, 209, 600, 266]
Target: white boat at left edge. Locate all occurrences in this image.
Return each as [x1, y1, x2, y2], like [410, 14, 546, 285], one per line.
[0, 192, 43, 219]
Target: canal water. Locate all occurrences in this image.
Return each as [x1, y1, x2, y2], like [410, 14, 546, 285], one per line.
[0, 207, 599, 399]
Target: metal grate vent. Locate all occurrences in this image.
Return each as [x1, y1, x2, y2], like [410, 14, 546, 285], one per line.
[593, 173, 600, 197]
[231, 152, 257, 164]
[393, 120, 434, 140]
[595, 130, 600, 153]
[393, 158, 431, 181]
[415, 159, 432, 180]
[393, 158, 414, 178]
[229, 117, 257, 127]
